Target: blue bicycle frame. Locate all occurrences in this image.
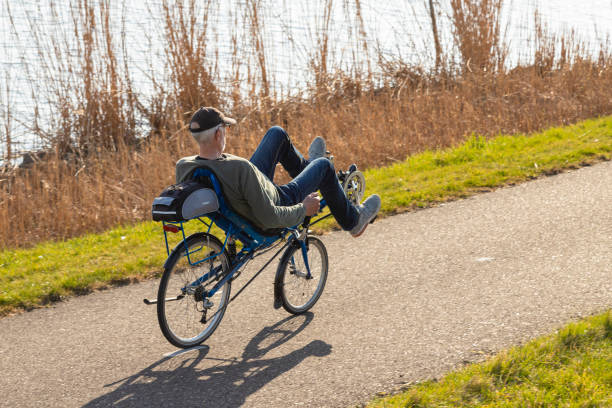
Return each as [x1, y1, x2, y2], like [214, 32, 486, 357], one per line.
[159, 168, 331, 303]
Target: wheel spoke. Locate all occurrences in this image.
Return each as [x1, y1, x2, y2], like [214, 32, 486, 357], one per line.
[277, 237, 328, 314]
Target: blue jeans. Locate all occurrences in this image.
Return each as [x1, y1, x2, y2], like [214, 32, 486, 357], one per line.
[249, 126, 359, 230]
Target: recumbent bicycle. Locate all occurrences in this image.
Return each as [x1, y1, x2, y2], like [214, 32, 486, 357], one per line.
[145, 159, 366, 348]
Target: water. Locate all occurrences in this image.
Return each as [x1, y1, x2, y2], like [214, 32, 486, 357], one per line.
[1, 0, 611, 156]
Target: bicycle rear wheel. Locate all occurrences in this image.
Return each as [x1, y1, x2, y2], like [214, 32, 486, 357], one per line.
[157, 233, 231, 348]
[274, 236, 328, 314]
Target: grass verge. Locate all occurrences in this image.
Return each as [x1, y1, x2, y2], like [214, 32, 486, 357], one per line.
[366, 310, 612, 407]
[1, 116, 611, 315]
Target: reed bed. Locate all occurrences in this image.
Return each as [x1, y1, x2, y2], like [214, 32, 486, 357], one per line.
[1, 0, 611, 249]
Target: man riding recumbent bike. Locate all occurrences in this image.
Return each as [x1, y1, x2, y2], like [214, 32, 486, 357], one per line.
[145, 107, 381, 348]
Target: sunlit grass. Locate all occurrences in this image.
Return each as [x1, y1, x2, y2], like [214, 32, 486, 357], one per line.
[312, 115, 612, 232]
[367, 311, 612, 407]
[0, 220, 224, 314]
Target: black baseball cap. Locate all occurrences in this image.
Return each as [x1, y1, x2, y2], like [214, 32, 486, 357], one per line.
[189, 107, 237, 133]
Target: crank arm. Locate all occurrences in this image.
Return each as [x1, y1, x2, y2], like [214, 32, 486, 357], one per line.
[143, 295, 184, 305]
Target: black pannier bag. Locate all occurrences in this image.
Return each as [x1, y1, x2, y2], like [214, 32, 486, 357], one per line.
[151, 180, 220, 222]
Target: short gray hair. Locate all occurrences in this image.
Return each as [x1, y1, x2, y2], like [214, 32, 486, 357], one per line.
[191, 124, 222, 144]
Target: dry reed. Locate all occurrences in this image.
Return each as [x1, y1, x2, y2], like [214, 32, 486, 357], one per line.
[1, 0, 611, 249]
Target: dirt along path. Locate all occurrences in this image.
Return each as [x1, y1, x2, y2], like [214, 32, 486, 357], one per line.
[1, 161, 611, 408]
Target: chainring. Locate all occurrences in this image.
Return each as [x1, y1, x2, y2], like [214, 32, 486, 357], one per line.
[342, 170, 365, 205]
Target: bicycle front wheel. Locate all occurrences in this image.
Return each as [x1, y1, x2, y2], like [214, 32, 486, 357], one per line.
[157, 233, 231, 348]
[275, 236, 328, 314]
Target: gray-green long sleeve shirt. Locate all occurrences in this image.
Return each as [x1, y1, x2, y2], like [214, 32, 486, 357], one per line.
[175, 154, 306, 229]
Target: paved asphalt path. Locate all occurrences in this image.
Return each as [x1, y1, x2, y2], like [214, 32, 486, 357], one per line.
[1, 161, 611, 408]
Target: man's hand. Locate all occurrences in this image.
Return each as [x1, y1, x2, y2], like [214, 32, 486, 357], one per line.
[302, 192, 321, 216]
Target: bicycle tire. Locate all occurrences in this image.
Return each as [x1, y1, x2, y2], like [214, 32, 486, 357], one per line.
[274, 236, 328, 314]
[157, 233, 231, 348]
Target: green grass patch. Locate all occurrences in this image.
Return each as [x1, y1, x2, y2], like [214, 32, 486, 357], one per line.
[1, 116, 612, 315]
[367, 311, 612, 407]
[311, 116, 612, 232]
[0, 220, 224, 315]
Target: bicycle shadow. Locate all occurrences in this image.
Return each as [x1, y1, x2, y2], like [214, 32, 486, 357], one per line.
[83, 312, 331, 407]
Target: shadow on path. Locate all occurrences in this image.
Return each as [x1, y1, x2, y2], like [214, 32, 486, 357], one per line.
[83, 313, 331, 407]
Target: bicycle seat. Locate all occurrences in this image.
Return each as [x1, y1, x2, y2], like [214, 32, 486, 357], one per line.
[189, 167, 284, 239]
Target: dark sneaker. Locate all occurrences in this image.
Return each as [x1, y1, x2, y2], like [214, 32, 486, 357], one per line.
[308, 136, 326, 161]
[350, 194, 381, 237]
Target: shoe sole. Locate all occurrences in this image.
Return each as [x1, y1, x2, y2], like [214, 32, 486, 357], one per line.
[308, 137, 326, 161]
[351, 214, 378, 238]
